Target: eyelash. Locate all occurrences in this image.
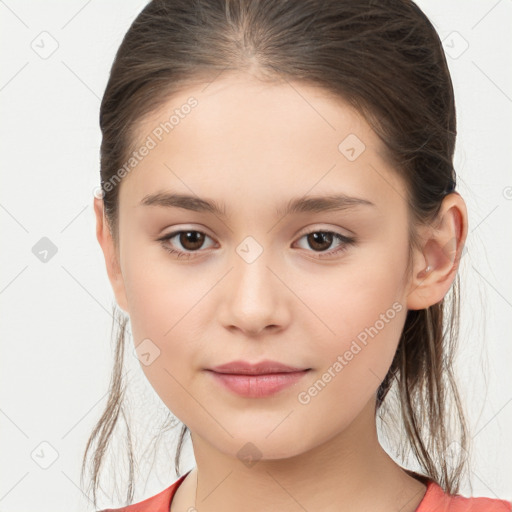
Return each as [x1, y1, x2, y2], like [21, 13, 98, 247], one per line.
[157, 229, 356, 260]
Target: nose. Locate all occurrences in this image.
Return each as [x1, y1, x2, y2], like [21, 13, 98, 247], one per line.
[218, 251, 291, 337]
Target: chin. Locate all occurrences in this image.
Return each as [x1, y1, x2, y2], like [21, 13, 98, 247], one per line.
[207, 426, 314, 463]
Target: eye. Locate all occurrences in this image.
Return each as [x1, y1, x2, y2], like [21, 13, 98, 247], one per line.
[157, 229, 216, 259]
[157, 228, 356, 260]
[294, 230, 356, 258]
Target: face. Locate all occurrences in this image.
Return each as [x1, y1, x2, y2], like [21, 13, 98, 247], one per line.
[101, 72, 420, 460]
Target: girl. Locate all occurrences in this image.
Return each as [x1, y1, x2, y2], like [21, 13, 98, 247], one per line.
[84, 0, 512, 510]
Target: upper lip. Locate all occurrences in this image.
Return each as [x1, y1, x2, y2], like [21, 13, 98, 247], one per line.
[208, 359, 310, 375]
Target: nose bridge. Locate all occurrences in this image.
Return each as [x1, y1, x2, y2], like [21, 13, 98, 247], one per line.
[232, 235, 277, 304]
[220, 235, 287, 333]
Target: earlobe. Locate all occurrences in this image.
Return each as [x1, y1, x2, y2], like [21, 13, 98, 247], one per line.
[93, 197, 129, 313]
[406, 193, 468, 311]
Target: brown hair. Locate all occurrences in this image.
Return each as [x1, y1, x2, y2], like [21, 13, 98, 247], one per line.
[82, 0, 470, 507]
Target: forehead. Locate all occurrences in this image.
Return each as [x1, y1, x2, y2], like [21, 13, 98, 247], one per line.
[136, 72, 374, 151]
[120, 72, 407, 215]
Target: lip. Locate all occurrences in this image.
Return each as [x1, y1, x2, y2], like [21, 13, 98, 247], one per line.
[206, 360, 311, 398]
[209, 359, 309, 375]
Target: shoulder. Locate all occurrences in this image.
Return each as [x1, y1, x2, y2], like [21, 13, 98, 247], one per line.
[96, 472, 189, 512]
[417, 480, 512, 512]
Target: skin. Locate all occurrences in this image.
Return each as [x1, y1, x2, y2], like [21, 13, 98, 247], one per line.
[94, 71, 468, 512]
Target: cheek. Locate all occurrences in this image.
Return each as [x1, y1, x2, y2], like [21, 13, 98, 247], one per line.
[312, 298, 405, 382]
[292, 277, 406, 447]
[121, 251, 215, 420]
[308, 253, 407, 347]
[298, 248, 408, 399]
[122, 239, 207, 339]
[125, 269, 205, 367]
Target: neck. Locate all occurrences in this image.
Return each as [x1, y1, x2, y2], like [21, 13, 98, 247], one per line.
[172, 398, 428, 512]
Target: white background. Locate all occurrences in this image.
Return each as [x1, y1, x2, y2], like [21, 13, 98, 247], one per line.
[0, 1, 511, 510]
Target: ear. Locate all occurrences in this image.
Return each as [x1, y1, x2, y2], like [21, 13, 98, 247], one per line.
[93, 196, 129, 313]
[406, 192, 468, 310]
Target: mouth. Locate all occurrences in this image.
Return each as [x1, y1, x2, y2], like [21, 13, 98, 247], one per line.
[208, 359, 311, 375]
[205, 368, 312, 398]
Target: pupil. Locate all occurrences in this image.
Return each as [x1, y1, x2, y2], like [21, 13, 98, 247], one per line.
[181, 231, 204, 250]
[309, 232, 332, 251]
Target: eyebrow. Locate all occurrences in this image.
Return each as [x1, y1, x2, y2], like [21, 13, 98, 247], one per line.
[139, 191, 375, 218]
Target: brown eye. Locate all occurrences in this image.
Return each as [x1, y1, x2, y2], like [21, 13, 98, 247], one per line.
[295, 230, 356, 258]
[177, 231, 206, 251]
[306, 232, 334, 251]
[157, 230, 215, 259]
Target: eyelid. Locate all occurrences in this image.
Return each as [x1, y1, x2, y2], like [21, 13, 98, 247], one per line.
[158, 223, 356, 261]
[159, 223, 352, 243]
[294, 223, 354, 238]
[158, 227, 217, 247]
[159, 224, 215, 239]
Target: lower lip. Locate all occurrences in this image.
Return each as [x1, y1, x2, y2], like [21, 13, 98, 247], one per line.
[207, 370, 310, 398]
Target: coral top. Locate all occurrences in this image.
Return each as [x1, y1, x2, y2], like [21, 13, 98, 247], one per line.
[99, 470, 512, 512]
